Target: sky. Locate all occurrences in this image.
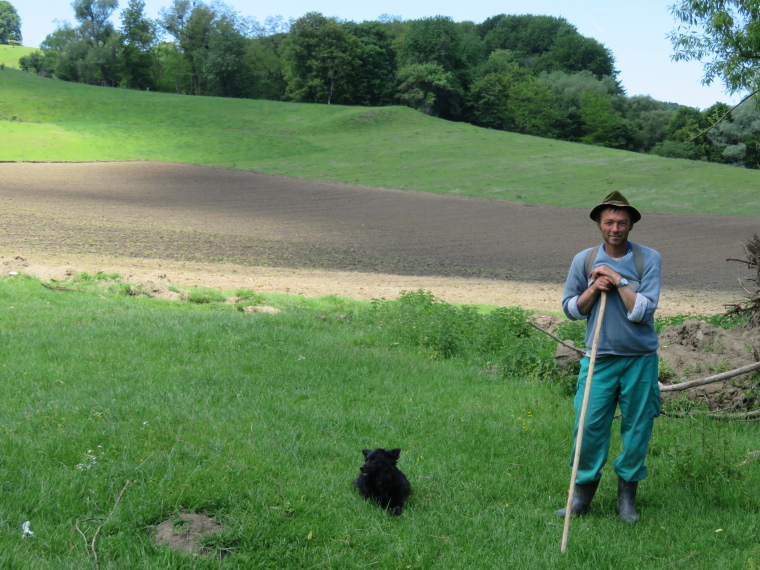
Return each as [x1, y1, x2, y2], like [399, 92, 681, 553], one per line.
[12, 0, 741, 109]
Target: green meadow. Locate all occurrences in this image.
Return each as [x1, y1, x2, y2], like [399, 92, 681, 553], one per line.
[0, 275, 757, 569]
[1, 67, 760, 216]
[1, 67, 759, 568]
[0, 45, 35, 69]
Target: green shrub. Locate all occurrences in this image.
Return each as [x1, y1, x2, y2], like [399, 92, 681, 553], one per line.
[187, 287, 228, 304]
[554, 318, 586, 350]
[364, 290, 559, 380]
[368, 289, 479, 358]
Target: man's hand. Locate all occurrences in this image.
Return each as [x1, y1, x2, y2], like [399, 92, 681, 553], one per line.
[591, 265, 622, 287]
[588, 264, 637, 314]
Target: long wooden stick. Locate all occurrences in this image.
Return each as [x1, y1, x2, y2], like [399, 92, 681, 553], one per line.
[529, 321, 585, 355]
[561, 291, 607, 554]
[660, 361, 760, 392]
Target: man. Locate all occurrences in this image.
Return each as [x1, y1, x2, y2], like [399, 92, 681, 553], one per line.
[556, 191, 662, 523]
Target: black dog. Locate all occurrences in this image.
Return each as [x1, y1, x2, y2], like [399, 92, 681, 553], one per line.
[354, 448, 411, 516]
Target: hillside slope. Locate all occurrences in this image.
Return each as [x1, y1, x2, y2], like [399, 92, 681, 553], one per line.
[1, 68, 759, 216]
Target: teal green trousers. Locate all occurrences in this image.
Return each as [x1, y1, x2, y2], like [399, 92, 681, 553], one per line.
[570, 353, 660, 484]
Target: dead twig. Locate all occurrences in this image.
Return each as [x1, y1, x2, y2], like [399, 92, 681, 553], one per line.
[78, 480, 130, 570]
[649, 550, 699, 570]
[687, 90, 757, 141]
[529, 322, 585, 355]
[664, 408, 760, 421]
[739, 451, 760, 466]
[658, 412, 709, 431]
[41, 282, 78, 292]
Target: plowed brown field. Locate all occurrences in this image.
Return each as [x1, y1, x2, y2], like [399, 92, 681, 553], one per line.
[1, 161, 756, 316]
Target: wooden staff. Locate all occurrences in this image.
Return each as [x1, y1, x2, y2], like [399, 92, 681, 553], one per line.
[561, 291, 607, 553]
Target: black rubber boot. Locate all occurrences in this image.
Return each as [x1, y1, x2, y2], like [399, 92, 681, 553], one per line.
[616, 476, 640, 523]
[555, 480, 599, 517]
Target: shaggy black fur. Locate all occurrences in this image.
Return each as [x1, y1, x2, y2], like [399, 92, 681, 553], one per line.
[353, 448, 411, 516]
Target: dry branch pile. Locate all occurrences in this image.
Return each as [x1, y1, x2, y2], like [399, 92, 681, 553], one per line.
[727, 233, 760, 327]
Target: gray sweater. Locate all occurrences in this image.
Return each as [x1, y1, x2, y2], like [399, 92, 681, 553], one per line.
[562, 242, 661, 356]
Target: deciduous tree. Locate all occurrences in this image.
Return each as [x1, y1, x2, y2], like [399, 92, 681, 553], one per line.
[283, 12, 362, 105]
[159, 0, 217, 95]
[396, 62, 456, 115]
[70, 0, 120, 86]
[343, 20, 397, 106]
[120, 0, 157, 90]
[670, 0, 760, 96]
[578, 92, 633, 148]
[0, 0, 21, 45]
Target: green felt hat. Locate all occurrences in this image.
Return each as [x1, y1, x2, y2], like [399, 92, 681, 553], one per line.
[589, 191, 641, 224]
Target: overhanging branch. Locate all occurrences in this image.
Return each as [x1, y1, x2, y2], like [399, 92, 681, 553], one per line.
[688, 90, 758, 141]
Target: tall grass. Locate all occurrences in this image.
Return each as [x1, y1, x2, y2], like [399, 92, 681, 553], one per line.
[1, 69, 759, 216]
[0, 275, 757, 568]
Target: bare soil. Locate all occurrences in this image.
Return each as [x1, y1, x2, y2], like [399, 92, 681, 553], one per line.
[154, 513, 222, 557]
[1, 161, 756, 317]
[658, 320, 760, 412]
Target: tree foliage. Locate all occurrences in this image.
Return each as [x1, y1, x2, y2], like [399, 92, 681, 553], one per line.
[283, 12, 362, 104]
[398, 15, 466, 73]
[396, 62, 456, 115]
[468, 51, 558, 136]
[343, 20, 397, 106]
[120, 0, 157, 90]
[479, 14, 616, 78]
[670, 0, 760, 95]
[0, 0, 21, 44]
[159, 0, 216, 95]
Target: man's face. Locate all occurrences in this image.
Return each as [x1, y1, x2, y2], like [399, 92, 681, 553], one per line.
[597, 208, 632, 251]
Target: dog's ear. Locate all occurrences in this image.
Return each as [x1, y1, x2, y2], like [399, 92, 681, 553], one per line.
[388, 448, 401, 462]
[362, 449, 372, 458]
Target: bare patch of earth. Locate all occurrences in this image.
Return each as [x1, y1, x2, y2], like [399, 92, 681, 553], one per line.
[658, 320, 760, 412]
[0, 253, 734, 318]
[1, 161, 755, 317]
[154, 513, 222, 557]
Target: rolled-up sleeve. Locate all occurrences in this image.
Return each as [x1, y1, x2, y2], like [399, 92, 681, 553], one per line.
[627, 292, 648, 322]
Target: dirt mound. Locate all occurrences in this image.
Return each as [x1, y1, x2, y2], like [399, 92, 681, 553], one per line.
[659, 320, 760, 411]
[154, 513, 222, 557]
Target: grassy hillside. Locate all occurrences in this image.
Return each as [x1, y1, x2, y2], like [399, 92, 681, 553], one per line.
[2, 68, 759, 216]
[0, 45, 36, 69]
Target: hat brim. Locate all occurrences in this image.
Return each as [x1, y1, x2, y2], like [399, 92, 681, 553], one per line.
[590, 204, 641, 224]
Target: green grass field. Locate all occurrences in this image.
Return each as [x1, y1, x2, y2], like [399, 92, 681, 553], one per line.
[1, 67, 759, 216]
[0, 275, 757, 569]
[0, 45, 36, 69]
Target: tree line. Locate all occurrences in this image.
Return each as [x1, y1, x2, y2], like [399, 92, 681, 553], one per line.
[10, 0, 760, 168]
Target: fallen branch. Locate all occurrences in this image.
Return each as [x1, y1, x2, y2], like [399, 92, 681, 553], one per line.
[652, 550, 698, 569]
[660, 361, 760, 392]
[665, 408, 760, 421]
[719, 409, 760, 420]
[41, 282, 78, 292]
[529, 322, 585, 355]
